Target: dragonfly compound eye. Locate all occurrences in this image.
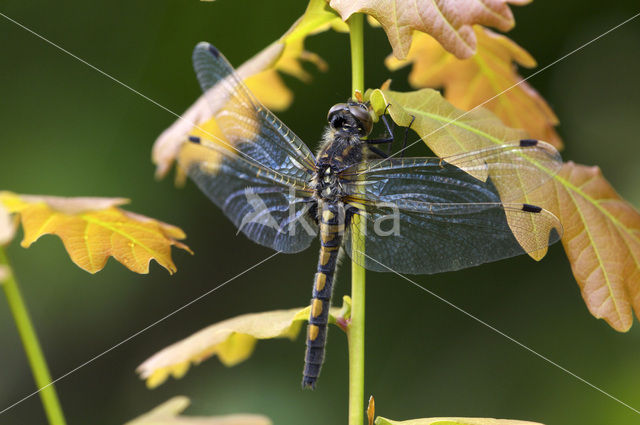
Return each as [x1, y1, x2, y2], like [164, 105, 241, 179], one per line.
[348, 105, 373, 136]
[327, 103, 348, 123]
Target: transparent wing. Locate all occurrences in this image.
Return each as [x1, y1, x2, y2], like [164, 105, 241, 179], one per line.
[192, 42, 316, 182]
[182, 138, 318, 253]
[181, 42, 322, 252]
[351, 140, 562, 202]
[344, 201, 561, 274]
[341, 148, 563, 274]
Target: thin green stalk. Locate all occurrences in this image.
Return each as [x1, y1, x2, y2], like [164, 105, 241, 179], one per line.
[0, 248, 67, 425]
[348, 13, 366, 425]
[349, 14, 365, 97]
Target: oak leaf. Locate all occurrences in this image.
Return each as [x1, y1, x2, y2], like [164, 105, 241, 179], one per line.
[125, 396, 271, 425]
[0, 192, 191, 274]
[152, 0, 337, 182]
[368, 88, 527, 165]
[368, 88, 640, 331]
[376, 417, 542, 425]
[137, 305, 341, 388]
[386, 27, 562, 149]
[368, 87, 563, 260]
[543, 162, 640, 331]
[329, 0, 531, 59]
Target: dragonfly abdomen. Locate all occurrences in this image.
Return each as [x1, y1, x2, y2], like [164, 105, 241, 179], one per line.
[302, 201, 345, 389]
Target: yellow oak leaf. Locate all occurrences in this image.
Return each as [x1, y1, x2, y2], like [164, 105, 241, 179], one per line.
[368, 88, 528, 166]
[125, 396, 271, 425]
[376, 417, 543, 425]
[152, 41, 284, 183]
[137, 305, 341, 388]
[244, 70, 293, 112]
[368, 88, 640, 331]
[152, 0, 337, 182]
[0, 192, 191, 275]
[329, 0, 531, 59]
[386, 27, 562, 149]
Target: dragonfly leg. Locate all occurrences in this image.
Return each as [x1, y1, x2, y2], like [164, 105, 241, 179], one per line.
[366, 104, 395, 148]
[368, 146, 389, 158]
[399, 114, 416, 158]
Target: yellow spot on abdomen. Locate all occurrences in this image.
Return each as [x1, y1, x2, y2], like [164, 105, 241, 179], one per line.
[320, 249, 331, 266]
[308, 324, 320, 340]
[316, 273, 326, 291]
[322, 210, 335, 221]
[321, 231, 334, 244]
[311, 299, 324, 318]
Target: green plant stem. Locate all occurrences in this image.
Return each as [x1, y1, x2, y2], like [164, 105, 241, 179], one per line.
[0, 248, 67, 425]
[349, 14, 365, 96]
[348, 13, 366, 425]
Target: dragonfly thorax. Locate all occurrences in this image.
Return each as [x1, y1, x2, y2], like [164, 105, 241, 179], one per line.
[314, 124, 366, 202]
[314, 164, 344, 202]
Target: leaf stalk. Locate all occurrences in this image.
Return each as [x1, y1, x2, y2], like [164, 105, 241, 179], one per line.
[0, 248, 67, 425]
[348, 12, 366, 425]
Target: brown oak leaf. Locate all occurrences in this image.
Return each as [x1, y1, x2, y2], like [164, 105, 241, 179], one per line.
[329, 0, 531, 59]
[386, 27, 562, 148]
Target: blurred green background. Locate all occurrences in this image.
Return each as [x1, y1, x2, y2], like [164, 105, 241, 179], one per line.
[1, 1, 640, 424]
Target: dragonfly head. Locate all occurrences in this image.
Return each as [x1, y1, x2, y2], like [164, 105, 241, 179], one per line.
[327, 100, 375, 137]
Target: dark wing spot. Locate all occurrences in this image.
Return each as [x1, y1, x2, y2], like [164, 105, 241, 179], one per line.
[522, 203, 543, 213]
[208, 44, 220, 58]
[520, 139, 538, 147]
[188, 136, 202, 144]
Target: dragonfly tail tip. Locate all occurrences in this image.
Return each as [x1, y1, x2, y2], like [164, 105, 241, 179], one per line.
[301, 377, 317, 390]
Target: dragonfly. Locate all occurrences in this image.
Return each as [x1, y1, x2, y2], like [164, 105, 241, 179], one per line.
[182, 42, 563, 389]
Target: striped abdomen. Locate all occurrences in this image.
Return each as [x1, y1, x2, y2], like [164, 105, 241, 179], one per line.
[302, 201, 345, 389]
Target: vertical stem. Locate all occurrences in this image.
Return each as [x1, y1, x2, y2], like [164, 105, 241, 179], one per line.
[348, 13, 366, 425]
[0, 248, 67, 425]
[349, 13, 365, 96]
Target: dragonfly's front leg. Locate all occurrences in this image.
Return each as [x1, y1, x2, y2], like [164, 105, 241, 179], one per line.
[366, 104, 395, 146]
[366, 104, 394, 159]
[366, 104, 416, 158]
[399, 115, 416, 157]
